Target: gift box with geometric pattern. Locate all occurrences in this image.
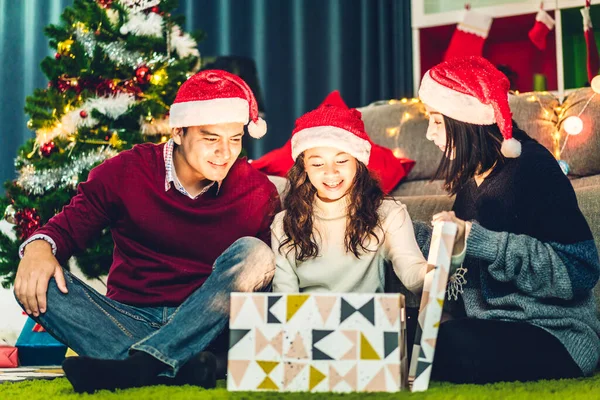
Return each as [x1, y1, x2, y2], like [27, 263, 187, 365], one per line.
[227, 293, 407, 393]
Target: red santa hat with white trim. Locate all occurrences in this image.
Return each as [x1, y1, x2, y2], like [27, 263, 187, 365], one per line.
[418, 55, 521, 158]
[290, 90, 371, 165]
[169, 69, 266, 138]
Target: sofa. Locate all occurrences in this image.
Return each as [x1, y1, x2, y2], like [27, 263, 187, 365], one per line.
[268, 88, 600, 310]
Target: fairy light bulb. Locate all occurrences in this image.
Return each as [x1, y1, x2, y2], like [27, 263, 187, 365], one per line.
[564, 116, 583, 135]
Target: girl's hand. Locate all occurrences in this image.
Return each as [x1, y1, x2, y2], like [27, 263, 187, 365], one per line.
[431, 211, 469, 255]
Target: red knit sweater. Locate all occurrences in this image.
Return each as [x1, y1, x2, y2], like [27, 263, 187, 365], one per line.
[34, 143, 280, 306]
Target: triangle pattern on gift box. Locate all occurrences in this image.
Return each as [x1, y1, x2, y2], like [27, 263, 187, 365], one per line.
[267, 295, 283, 324]
[314, 296, 337, 324]
[255, 329, 284, 356]
[257, 360, 279, 375]
[416, 361, 432, 379]
[286, 295, 310, 322]
[360, 333, 380, 360]
[258, 376, 278, 390]
[228, 360, 250, 388]
[252, 295, 266, 322]
[284, 362, 307, 388]
[309, 365, 326, 390]
[384, 331, 399, 359]
[230, 295, 246, 326]
[286, 333, 309, 359]
[379, 297, 400, 327]
[364, 367, 386, 391]
[329, 364, 357, 391]
[312, 330, 334, 360]
[341, 298, 375, 325]
[229, 329, 251, 350]
[341, 330, 358, 360]
[386, 364, 401, 389]
[425, 338, 437, 349]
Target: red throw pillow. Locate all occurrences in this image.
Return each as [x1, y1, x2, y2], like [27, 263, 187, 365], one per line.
[368, 142, 415, 194]
[250, 140, 294, 177]
[251, 139, 415, 194]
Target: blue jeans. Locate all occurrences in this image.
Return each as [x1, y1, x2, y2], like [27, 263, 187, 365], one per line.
[16, 237, 275, 377]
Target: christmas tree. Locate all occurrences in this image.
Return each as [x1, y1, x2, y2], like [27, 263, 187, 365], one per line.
[0, 0, 202, 287]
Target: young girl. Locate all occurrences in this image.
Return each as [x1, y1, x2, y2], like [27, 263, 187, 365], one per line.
[271, 91, 464, 295]
[416, 56, 600, 383]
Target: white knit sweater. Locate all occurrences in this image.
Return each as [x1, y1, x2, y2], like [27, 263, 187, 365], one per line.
[271, 196, 429, 294]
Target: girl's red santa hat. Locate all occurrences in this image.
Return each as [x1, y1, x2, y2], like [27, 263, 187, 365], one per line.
[290, 90, 371, 165]
[419, 56, 521, 158]
[169, 69, 266, 138]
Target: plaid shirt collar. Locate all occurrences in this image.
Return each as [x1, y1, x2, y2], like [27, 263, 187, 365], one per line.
[163, 139, 220, 199]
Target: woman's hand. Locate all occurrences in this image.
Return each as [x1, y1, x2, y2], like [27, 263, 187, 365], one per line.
[431, 211, 470, 255]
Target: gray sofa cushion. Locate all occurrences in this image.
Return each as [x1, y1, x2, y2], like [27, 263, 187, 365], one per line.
[509, 91, 558, 151]
[571, 175, 600, 190]
[391, 179, 446, 197]
[359, 102, 442, 182]
[559, 88, 600, 177]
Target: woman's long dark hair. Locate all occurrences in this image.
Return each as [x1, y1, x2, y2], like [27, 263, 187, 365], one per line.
[433, 116, 526, 194]
[280, 154, 385, 261]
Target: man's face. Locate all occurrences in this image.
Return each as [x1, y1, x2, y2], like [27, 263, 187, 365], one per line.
[172, 122, 244, 182]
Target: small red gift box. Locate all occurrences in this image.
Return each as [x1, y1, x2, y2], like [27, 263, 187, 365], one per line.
[0, 346, 19, 368]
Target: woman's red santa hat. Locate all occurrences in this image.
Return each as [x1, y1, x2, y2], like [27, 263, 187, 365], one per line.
[290, 90, 371, 165]
[418, 56, 521, 158]
[169, 69, 266, 138]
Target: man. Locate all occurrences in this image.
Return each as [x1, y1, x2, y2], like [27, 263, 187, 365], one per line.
[13, 70, 280, 393]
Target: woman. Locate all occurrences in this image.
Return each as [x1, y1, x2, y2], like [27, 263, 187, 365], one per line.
[416, 56, 600, 383]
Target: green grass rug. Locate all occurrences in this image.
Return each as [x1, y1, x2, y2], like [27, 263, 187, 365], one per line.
[1, 374, 600, 399]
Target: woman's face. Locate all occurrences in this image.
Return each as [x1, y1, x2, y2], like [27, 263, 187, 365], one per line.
[303, 147, 357, 203]
[425, 105, 455, 159]
[425, 105, 447, 151]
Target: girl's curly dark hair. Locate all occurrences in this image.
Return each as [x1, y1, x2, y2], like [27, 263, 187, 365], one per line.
[279, 153, 385, 261]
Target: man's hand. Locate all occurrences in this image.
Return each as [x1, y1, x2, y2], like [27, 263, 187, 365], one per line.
[14, 240, 67, 317]
[431, 211, 468, 255]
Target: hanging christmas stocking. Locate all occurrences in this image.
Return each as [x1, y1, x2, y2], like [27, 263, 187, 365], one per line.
[528, 9, 555, 50]
[582, 3, 600, 82]
[444, 7, 493, 61]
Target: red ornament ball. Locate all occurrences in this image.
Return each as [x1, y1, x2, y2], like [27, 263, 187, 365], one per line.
[95, 79, 118, 96]
[57, 80, 70, 93]
[150, 6, 160, 13]
[121, 80, 142, 96]
[80, 110, 88, 118]
[40, 141, 58, 157]
[135, 66, 151, 85]
[55, 52, 61, 60]
[97, 0, 113, 8]
[15, 208, 41, 240]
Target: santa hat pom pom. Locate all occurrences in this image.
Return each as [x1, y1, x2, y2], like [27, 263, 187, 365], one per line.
[501, 137, 521, 158]
[248, 117, 267, 139]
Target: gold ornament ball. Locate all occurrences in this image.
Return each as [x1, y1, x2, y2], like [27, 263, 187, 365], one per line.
[26, 119, 34, 129]
[592, 75, 600, 94]
[4, 205, 16, 225]
[57, 39, 74, 55]
[150, 69, 168, 85]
